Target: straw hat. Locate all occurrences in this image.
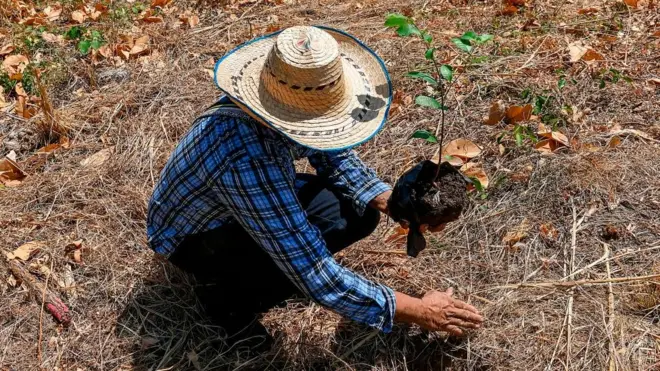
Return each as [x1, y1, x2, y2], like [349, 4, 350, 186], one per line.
[214, 26, 392, 151]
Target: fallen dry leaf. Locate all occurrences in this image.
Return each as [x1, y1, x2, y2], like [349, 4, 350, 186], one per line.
[539, 223, 559, 241]
[442, 138, 482, 163]
[568, 42, 588, 62]
[497, 5, 518, 16]
[537, 123, 570, 147]
[577, 7, 598, 14]
[142, 15, 163, 23]
[80, 147, 113, 167]
[0, 156, 27, 185]
[186, 14, 200, 28]
[0, 44, 14, 56]
[151, 0, 173, 7]
[14, 82, 27, 97]
[534, 139, 560, 154]
[608, 136, 622, 148]
[505, 104, 532, 124]
[130, 35, 150, 56]
[41, 32, 65, 44]
[582, 49, 604, 62]
[503, 219, 529, 246]
[43, 3, 62, 21]
[71, 10, 86, 23]
[623, 0, 638, 7]
[460, 162, 489, 189]
[385, 225, 408, 245]
[483, 100, 506, 125]
[2, 54, 29, 75]
[5, 241, 46, 261]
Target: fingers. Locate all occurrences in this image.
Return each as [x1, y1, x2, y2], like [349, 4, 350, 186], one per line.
[453, 299, 480, 315]
[448, 308, 484, 323]
[444, 325, 463, 336]
[447, 318, 481, 329]
[445, 287, 454, 296]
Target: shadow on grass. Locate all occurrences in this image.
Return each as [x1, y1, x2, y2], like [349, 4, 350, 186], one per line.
[115, 258, 474, 370]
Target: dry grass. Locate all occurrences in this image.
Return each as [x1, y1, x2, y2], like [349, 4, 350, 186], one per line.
[1, 0, 659, 370]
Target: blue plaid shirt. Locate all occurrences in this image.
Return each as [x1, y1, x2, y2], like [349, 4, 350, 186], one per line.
[147, 96, 396, 332]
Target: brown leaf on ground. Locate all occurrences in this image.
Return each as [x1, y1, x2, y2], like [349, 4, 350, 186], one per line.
[535, 139, 559, 154]
[539, 223, 559, 241]
[504, 104, 532, 123]
[623, 0, 638, 8]
[483, 100, 506, 125]
[0, 44, 14, 56]
[497, 5, 518, 16]
[538, 123, 570, 147]
[71, 10, 86, 23]
[385, 226, 408, 244]
[442, 138, 482, 163]
[130, 36, 150, 56]
[80, 147, 113, 167]
[142, 15, 164, 23]
[2, 54, 29, 75]
[568, 42, 588, 62]
[506, 0, 526, 6]
[608, 136, 622, 148]
[152, 0, 173, 7]
[577, 7, 598, 14]
[0, 156, 27, 185]
[41, 32, 65, 44]
[5, 241, 46, 261]
[460, 162, 489, 189]
[582, 49, 604, 62]
[43, 3, 63, 21]
[503, 219, 529, 246]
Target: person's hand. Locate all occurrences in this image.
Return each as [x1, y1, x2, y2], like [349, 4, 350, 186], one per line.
[394, 288, 483, 336]
[416, 288, 483, 335]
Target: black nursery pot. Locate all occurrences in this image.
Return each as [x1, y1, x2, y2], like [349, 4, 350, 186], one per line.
[387, 160, 469, 257]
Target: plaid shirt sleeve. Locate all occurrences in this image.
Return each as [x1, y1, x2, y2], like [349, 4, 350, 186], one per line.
[214, 156, 397, 332]
[308, 150, 391, 216]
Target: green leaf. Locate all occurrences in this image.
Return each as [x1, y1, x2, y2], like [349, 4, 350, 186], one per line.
[384, 13, 409, 28]
[425, 47, 435, 60]
[406, 71, 437, 85]
[90, 39, 103, 50]
[77, 39, 91, 54]
[599, 79, 606, 89]
[415, 95, 446, 110]
[411, 130, 438, 143]
[440, 65, 453, 82]
[515, 131, 523, 146]
[622, 76, 632, 83]
[65, 26, 84, 40]
[451, 37, 472, 52]
[521, 88, 531, 100]
[471, 177, 484, 192]
[396, 23, 421, 37]
[476, 34, 494, 44]
[533, 95, 547, 115]
[461, 31, 478, 40]
[91, 30, 102, 40]
[558, 77, 566, 89]
[422, 31, 433, 44]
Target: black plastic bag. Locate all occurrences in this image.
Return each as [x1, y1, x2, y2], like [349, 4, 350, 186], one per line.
[387, 160, 469, 257]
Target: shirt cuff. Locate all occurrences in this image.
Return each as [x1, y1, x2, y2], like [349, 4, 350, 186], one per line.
[372, 285, 397, 333]
[352, 178, 392, 216]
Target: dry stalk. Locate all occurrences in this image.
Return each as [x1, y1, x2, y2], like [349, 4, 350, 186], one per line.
[605, 243, 616, 371]
[490, 274, 660, 290]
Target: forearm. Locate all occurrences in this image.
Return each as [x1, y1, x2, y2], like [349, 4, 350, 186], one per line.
[393, 291, 424, 324]
[368, 189, 391, 215]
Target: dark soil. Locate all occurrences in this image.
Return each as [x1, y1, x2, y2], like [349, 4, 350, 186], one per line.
[388, 160, 469, 257]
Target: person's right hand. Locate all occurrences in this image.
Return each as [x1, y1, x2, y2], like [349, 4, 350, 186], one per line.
[416, 288, 483, 335]
[394, 288, 484, 336]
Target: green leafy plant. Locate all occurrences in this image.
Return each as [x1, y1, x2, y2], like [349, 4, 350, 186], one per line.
[598, 68, 632, 89]
[65, 26, 105, 55]
[384, 13, 493, 168]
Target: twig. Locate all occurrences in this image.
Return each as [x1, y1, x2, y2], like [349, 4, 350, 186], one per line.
[605, 243, 616, 371]
[561, 245, 660, 281]
[7, 259, 72, 326]
[363, 249, 407, 255]
[566, 202, 579, 369]
[37, 257, 54, 365]
[490, 274, 660, 290]
[339, 330, 379, 359]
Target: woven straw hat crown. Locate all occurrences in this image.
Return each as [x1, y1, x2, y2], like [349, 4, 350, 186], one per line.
[214, 25, 392, 151]
[262, 26, 346, 114]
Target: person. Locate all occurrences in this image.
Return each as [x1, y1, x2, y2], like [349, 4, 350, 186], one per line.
[146, 26, 483, 344]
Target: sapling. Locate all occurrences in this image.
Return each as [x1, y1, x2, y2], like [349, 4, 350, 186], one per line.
[384, 14, 493, 257]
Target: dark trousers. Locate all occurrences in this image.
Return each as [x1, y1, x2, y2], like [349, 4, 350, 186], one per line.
[169, 174, 381, 325]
